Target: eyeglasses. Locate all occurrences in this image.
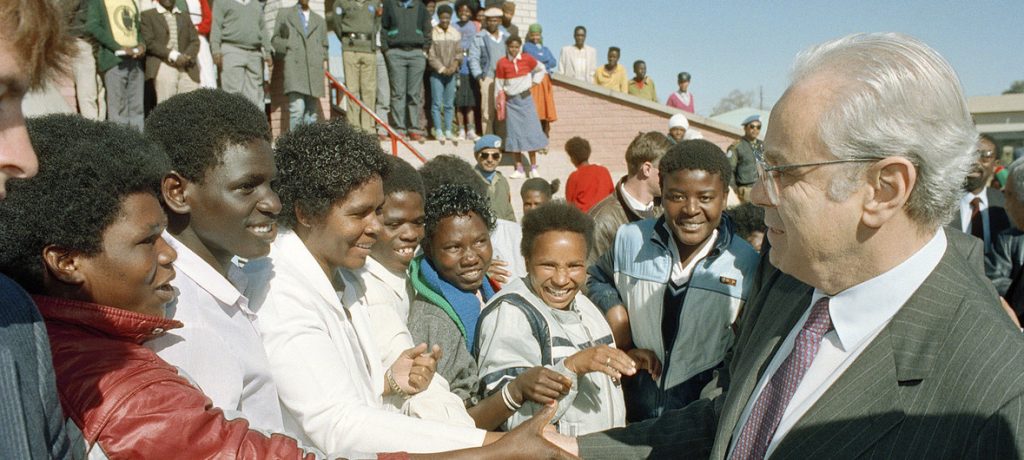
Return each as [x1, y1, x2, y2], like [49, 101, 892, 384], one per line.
[977, 149, 996, 160]
[478, 152, 501, 160]
[747, 124, 762, 130]
[755, 153, 879, 205]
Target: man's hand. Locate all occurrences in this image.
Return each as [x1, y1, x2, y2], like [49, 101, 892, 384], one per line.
[213, 53, 223, 68]
[564, 345, 637, 381]
[264, 58, 273, 71]
[509, 366, 572, 405]
[626, 348, 663, 381]
[174, 55, 191, 68]
[492, 403, 579, 459]
[389, 343, 441, 395]
[487, 259, 512, 285]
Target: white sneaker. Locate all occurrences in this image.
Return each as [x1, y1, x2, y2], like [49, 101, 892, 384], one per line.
[509, 169, 525, 179]
[529, 165, 540, 178]
[445, 131, 457, 145]
[434, 129, 445, 145]
[467, 130, 480, 141]
[456, 128, 466, 141]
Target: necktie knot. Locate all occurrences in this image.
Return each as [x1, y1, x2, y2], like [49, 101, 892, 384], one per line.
[802, 297, 833, 337]
[971, 197, 982, 210]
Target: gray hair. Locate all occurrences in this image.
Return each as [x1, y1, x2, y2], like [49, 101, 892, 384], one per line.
[1008, 157, 1024, 202]
[791, 33, 977, 228]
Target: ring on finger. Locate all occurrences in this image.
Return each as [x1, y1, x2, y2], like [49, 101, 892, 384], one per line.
[605, 357, 611, 366]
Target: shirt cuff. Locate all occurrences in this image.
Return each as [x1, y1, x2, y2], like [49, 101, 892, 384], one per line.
[168, 50, 181, 62]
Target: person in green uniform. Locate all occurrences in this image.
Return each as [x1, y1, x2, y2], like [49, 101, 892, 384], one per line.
[332, 0, 381, 133]
[726, 114, 763, 203]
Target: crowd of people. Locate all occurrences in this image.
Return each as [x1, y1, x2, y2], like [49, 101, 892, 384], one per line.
[58, 0, 712, 182]
[7, 0, 1024, 458]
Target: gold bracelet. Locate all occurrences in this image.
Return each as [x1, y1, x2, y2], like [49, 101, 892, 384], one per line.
[385, 368, 410, 400]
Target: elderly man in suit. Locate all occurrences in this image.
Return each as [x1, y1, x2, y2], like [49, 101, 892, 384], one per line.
[950, 133, 1010, 256]
[550, 32, 1024, 459]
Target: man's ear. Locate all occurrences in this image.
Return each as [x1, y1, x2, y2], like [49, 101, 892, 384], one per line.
[641, 161, 654, 180]
[41, 245, 86, 286]
[161, 171, 192, 215]
[862, 157, 916, 229]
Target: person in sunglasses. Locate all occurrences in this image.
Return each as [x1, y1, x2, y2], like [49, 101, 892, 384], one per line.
[727, 114, 764, 204]
[473, 134, 517, 222]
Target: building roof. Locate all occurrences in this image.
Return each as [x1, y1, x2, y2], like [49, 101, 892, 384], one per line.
[968, 94, 1024, 114]
[549, 73, 745, 137]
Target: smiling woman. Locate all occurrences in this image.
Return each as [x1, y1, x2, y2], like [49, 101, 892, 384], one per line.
[474, 201, 631, 436]
[408, 184, 498, 407]
[244, 120, 489, 457]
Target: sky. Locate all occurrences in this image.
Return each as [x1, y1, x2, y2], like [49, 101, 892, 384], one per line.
[537, 0, 1024, 118]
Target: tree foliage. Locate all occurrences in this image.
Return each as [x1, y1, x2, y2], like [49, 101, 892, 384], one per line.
[711, 89, 755, 116]
[1004, 80, 1024, 95]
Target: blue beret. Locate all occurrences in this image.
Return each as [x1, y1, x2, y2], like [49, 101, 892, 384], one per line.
[742, 115, 761, 126]
[474, 134, 503, 153]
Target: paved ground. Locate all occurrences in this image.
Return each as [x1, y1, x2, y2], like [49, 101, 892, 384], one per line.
[382, 137, 630, 222]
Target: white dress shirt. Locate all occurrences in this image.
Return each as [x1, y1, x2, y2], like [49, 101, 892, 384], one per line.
[245, 231, 483, 458]
[557, 44, 597, 82]
[354, 256, 413, 367]
[620, 183, 654, 214]
[959, 189, 991, 250]
[145, 233, 285, 434]
[730, 229, 947, 459]
[491, 218, 527, 279]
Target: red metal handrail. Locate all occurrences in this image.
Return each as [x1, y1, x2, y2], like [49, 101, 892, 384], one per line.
[325, 71, 427, 164]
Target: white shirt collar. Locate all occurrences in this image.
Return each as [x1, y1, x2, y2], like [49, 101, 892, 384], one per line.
[155, 3, 181, 14]
[619, 182, 653, 213]
[163, 232, 251, 314]
[961, 187, 989, 208]
[664, 221, 717, 285]
[810, 228, 946, 351]
[358, 256, 408, 297]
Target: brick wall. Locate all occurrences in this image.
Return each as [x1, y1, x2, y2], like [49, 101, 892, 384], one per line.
[548, 74, 743, 172]
[511, 0, 537, 35]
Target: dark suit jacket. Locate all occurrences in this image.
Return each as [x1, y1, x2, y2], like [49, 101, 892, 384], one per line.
[949, 187, 1011, 253]
[140, 8, 200, 81]
[579, 229, 1024, 459]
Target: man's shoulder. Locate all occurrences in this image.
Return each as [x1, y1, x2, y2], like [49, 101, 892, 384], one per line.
[589, 191, 621, 215]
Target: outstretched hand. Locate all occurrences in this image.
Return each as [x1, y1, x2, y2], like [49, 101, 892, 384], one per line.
[564, 344, 637, 381]
[389, 343, 442, 395]
[494, 403, 580, 459]
[626, 348, 663, 381]
[509, 366, 572, 405]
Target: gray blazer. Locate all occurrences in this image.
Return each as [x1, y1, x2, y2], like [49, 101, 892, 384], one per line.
[579, 229, 1024, 459]
[272, 6, 328, 98]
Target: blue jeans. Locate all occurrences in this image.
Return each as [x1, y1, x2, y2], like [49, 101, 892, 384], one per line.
[429, 72, 456, 133]
[287, 92, 319, 129]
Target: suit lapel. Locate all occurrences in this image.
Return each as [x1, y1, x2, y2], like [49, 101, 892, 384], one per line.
[768, 250, 962, 458]
[711, 272, 812, 459]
